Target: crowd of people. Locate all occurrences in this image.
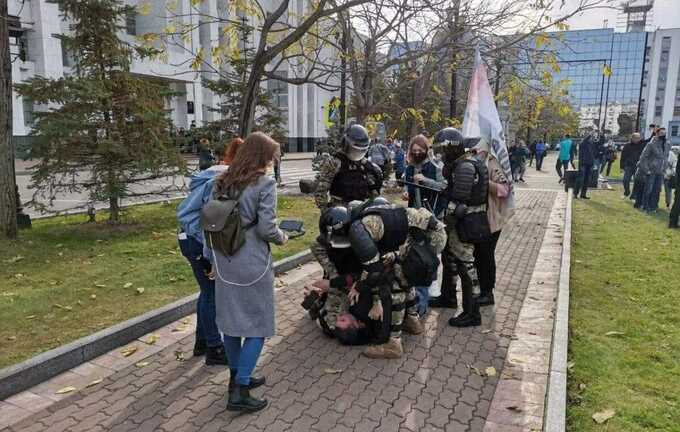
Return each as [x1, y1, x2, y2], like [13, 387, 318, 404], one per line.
[174, 124, 513, 413]
[620, 125, 680, 228]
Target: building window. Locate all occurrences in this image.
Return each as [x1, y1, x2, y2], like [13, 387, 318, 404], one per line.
[655, 106, 663, 116]
[22, 98, 34, 127]
[671, 125, 679, 137]
[267, 72, 288, 109]
[674, 107, 680, 118]
[125, 9, 137, 36]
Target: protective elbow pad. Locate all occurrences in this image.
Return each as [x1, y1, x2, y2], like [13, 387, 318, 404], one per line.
[348, 221, 380, 264]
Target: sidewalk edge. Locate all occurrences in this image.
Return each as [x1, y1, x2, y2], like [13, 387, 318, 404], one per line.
[0, 249, 313, 401]
[544, 193, 573, 431]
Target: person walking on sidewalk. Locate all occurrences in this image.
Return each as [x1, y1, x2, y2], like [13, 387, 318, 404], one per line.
[574, 131, 600, 199]
[534, 140, 546, 171]
[636, 128, 668, 213]
[620, 132, 645, 198]
[528, 141, 537, 167]
[177, 144, 230, 366]
[556, 134, 575, 182]
[274, 144, 284, 186]
[206, 132, 289, 413]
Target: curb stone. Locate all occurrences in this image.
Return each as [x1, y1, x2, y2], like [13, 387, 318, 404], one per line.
[0, 249, 313, 401]
[544, 193, 573, 431]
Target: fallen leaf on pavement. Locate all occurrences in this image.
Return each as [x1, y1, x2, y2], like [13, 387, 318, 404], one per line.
[86, 378, 103, 388]
[175, 350, 185, 362]
[123, 282, 133, 288]
[592, 408, 616, 424]
[135, 362, 150, 368]
[181, 318, 190, 325]
[323, 368, 343, 374]
[481, 329, 492, 334]
[485, 367, 497, 377]
[121, 346, 138, 357]
[506, 405, 523, 412]
[142, 334, 160, 345]
[55, 386, 76, 395]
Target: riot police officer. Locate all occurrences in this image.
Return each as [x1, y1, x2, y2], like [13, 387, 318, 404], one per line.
[432, 128, 491, 327]
[313, 124, 383, 210]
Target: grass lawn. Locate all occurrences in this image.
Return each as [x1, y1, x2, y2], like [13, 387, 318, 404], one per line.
[567, 186, 680, 431]
[0, 195, 319, 369]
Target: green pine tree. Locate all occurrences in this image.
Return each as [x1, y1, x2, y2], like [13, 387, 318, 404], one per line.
[15, 0, 184, 223]
[204, 19, 286, 145]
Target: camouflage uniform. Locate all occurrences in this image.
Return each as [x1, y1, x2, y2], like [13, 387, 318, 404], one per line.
[313, 153, 381, 211]
[357, 207, 447, 339]
[311, 237, 349, 332]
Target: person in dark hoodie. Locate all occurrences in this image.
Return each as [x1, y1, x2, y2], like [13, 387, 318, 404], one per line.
[620, 132, 645, 199]
[176, 141, 236, 366]
[574, 131, 597, 199]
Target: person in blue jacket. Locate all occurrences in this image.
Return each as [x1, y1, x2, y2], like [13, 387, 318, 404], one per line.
[393, 142, 406, 180]
[176, 142, 233, 366]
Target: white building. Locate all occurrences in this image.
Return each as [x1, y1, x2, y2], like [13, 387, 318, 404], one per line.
[641, 28, 680, 144]
[8, 0, 343, 153]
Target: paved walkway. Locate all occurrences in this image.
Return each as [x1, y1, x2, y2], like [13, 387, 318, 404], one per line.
[2, 155, 568, 432]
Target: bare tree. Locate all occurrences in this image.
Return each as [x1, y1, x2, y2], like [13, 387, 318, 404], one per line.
[0, 2, 18, 239]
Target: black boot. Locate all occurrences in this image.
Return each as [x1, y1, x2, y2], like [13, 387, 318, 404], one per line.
[193, 339, 207, 357]
[205, 345, 229, 366]
[448, 312, 481, 327]
[477, 293, 495, 306]
[229, 369, 265, 390]
[430, 255, 458, 308]
[227, 384, 268, 413]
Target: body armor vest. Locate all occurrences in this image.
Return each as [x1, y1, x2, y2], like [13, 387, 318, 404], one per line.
[444, 158, 489, 206]
[360, 206, 409, 254]
[328, 247, 363, 276]
[329, 154, 382, 203]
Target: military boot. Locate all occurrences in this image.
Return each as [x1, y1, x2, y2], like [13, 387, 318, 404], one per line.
[363, 337, 403, 359]
[402, 314, 424, 335]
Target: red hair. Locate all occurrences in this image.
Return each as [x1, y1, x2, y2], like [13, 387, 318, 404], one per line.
[223, 137, 244, 165]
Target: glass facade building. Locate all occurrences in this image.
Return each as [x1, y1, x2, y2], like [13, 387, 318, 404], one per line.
[525, 29, 648, 133]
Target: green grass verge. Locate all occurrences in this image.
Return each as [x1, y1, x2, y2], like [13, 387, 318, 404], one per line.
[0, 195, 319, 368]
[567, 187, 680, 431]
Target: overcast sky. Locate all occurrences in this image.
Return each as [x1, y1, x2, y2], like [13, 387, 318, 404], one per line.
[560, 0, 680, 31]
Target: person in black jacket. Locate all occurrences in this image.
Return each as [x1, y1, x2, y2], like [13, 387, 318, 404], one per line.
[620, 133, 645, 198]
[669, 155, 680, 228]
[574, 131, 603, 199]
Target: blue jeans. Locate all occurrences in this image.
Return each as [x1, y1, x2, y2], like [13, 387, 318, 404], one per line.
[643, 174, 663, 212]
[223, 336, 265, 385]
[178, 235, 222, 347]
[415, 285, 430, 317]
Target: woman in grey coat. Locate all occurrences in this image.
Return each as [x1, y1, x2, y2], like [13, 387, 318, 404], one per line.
[205, 132, 288, 413]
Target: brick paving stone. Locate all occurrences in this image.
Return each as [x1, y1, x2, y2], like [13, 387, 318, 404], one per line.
[0, 176, 561, 432]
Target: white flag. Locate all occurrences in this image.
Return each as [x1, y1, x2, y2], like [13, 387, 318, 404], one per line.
[462, 49, 515, 210]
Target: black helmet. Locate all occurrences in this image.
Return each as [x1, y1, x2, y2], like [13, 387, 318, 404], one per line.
[319, 206, 351, 248]
[348, 197, 391, 220]
[343, 124, 370, 161]
[432, 127, 465, 163]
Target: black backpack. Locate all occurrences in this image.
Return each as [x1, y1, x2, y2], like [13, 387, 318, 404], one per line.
[401, 228, 439, 286]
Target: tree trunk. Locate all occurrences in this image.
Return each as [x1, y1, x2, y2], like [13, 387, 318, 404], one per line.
[0, 3, 18, 239]
[109, 195, 120, 223]
[238, 62, 265, 138]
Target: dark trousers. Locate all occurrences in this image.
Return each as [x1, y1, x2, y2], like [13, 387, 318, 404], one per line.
[274, 160, 282, 183]
[440, 249, 458, 304]
[670, 185, 680, 227]
[535, 154, 545, 170]
[474, 231, 501, 296]
[556, 159, 569, 179]
[575, 164, 593, 198]
[623, 166, 635, 196]
[600, 160, 613, 176]
[178, 235, 222, 347]
[642, 174, 663, 211]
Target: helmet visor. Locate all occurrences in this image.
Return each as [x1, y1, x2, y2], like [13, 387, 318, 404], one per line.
[346, 143, 368, 161]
